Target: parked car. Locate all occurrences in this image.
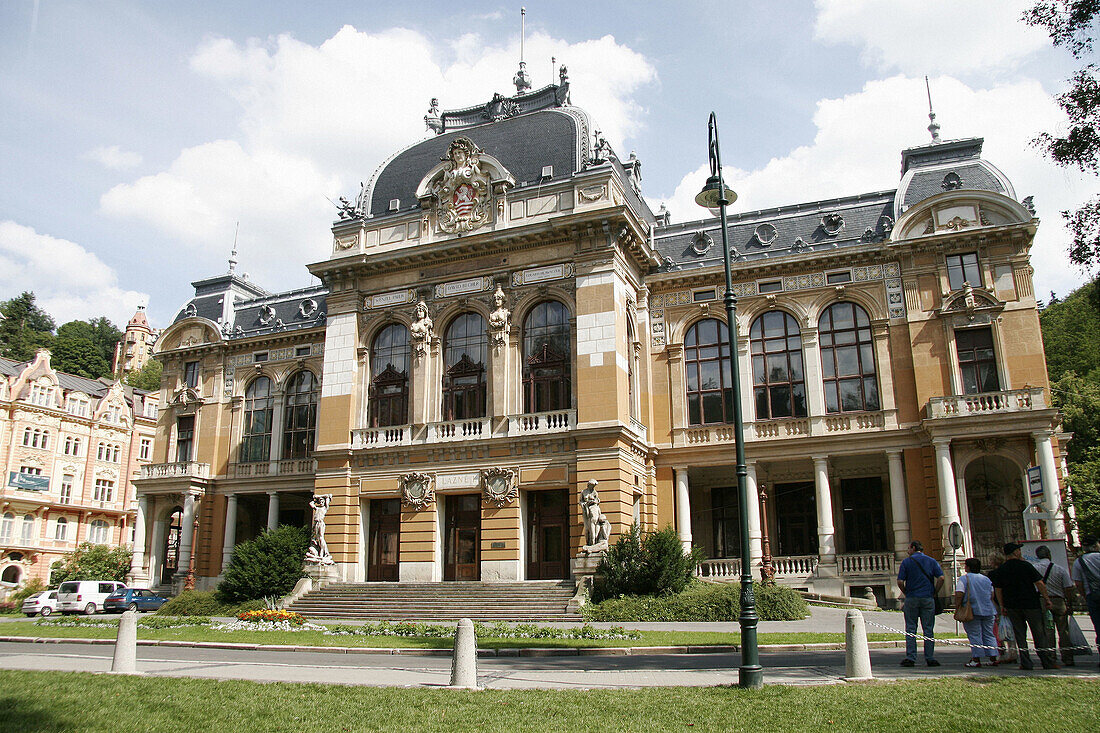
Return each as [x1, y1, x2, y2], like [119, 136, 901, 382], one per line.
[21, 590, 59, 617]
[104, 588, 167, 614]
[57, 580, 126, 615]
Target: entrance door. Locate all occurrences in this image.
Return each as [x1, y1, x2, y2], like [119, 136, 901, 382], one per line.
[444, 494, 481, 581]
[367, 498, 400, 581]
[161, 508, 182, 584]
[774, 481, 817, 556]
[527, 489, 569, 580]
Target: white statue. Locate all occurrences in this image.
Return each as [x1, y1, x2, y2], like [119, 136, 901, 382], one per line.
[581, 479, 611, 555]
[488, 285, 510, 347]
[409, 301, 434, 356]
[304, 493, 335, 565]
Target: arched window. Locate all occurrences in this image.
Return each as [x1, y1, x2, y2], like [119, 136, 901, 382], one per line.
[240, 377, 274, 462]
[442, 313, 487, 420]
[55, 516, 68, 541]
[1, 566, 20, 584]
[684, 318, 733, 425]
[370, 324, 410, 428]
[750, 310, 807, 419]
[819, 302, 880, 413]
[88, 519, 109, 544]
[20, 515, 35, 545]
[283, 371, 319, 459]
[0, 513, 13, 543]
[523, 301, 571, 413]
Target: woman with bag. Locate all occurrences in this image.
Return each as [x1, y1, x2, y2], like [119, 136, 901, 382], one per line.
[955, 557, 998, 667]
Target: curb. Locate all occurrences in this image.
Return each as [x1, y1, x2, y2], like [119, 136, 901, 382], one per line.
[0, 634, 908, 656]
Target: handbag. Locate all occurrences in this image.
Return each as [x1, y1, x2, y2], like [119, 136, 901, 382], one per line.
[1067, 615, 1094, 656]
[953, 575, 974, 622]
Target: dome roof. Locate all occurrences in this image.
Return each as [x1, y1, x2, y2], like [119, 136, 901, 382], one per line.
[894, 138, 1015, 219]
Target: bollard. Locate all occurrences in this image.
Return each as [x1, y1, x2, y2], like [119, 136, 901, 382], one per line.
[110, 609, 139, 675]
[844, 609, 873, 681]
[449, 618, 480, 689]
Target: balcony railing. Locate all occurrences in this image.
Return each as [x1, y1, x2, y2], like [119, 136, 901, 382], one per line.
[139, 462, 210, 480]
[351, 410, 577, 449]
[426, 418, 490, 443]
[773, 555, 819, 577]
[673, 410, 892, 447]
[697, 558, 741, 579]
[838, 552, 894, 576]
[926, 387, 1047, 419]
[508, 410, 575, 436]
[231, 458, 316, 478]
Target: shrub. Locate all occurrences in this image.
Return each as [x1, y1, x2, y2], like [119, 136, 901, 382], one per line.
[8, 577, 46, 606]
[49, 543, 132, 584]
[154, 590, 265, 617]
[0, 601, 17, 614]
[583, 581, 808, 622]
[594, 524, 703, 602]
[217, 525, 309, 603]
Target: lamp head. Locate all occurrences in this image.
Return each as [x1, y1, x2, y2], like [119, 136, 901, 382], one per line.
[695, 174, 737, 211]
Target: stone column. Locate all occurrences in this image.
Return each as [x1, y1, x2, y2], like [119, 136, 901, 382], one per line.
[267, 490, 279, 530]
[221, 493, 238, 572]
[886, 450, 910, 560]
[674, 467, 692, 550]
[813, 456, 836, 562]
[737, 333, 754, 424]
[745, 462, 763, 572]
[130, 496, 148, 580]
[149, 509, 166, 586]
[801, 327, 827, 420]
[932, 438, 962, 556]
[178, 492, 196, 578]
[1034, 430, 1066, 537]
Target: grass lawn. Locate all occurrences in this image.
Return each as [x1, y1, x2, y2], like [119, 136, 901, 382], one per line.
[0, 670, 1094, 732]
[0, 620, 927, 648]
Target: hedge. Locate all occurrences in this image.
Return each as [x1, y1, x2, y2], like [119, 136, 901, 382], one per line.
[154, 590, 266, 617]
[582, 581, 809, 622]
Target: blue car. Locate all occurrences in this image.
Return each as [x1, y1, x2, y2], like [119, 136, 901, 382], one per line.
[103, 588, 168, 613]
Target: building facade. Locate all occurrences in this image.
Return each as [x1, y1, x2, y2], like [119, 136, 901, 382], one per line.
[0, 350, 158, 593]
[133, 74, 1067, 602]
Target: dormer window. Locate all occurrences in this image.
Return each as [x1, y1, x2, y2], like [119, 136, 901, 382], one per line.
[947, 252, 982, 290]
[29, 384, 51, 407]
[67, 396, 89, 417]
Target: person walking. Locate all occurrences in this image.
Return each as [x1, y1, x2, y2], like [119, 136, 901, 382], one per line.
[1072, 535, 1100, 669]
[897, 540, 944, 667]
[1032, 544, 1078, 666]
[991, 542, 1057, 670]
[954, 557, 998, 667]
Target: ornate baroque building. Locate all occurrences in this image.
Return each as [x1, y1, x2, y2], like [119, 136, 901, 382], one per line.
[133, 72, 1067, 602]
[112, 305, 160, 379]
[0, 350, 158, 592]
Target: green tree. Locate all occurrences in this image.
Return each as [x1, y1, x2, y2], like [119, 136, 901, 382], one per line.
[594, 525, 704, 602]
[0, 291, 54, 361]
[49, 542, 133, 584]
[85, 316, 123, 367]
[51, 330, 111, 379]
[125, 358, 163, 391]
[217, 526, 310, 603]
[1039, 278, 1100, 379]
[1024, 2, 1100, 272]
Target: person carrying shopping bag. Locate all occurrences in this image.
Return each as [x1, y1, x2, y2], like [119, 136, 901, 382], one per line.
[954, 557, 998, 667]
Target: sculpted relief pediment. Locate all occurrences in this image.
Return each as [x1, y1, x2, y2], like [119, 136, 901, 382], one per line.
[415, 137, 515, 235]
[891, 191, 1033, 242]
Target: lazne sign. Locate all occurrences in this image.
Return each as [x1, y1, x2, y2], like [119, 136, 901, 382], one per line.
[8, 472, 49, 491]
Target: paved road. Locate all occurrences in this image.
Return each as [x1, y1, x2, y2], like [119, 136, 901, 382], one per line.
[2, 640, 1097, 689]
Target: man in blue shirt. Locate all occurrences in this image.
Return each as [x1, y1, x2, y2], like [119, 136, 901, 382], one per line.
[897, 540, 945, 666]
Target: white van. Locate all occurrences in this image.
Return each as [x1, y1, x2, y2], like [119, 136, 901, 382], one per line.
[57, 580, 126, 615]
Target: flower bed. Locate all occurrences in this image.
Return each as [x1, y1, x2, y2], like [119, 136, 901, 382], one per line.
[322, 621, 640, 641]
[212, 619, 326, 633]
[237, 609, 307, 626]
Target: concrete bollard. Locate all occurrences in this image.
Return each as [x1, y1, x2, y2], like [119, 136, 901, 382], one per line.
[449, 618, 479, 689]
[110, 609, 139, 675]
[844, 609, 873, 681]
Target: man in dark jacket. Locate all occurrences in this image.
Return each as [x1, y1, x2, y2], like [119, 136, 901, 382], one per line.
[991, 542, 1056, 670]
[897, 540, 944, 666]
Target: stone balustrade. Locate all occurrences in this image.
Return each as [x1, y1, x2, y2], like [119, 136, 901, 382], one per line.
[673, 410, 893, 447]
[696, 558, 741, 579]
[351, 426, 412, 448]
[772, 554, 819, 577]
[508, 410, 575, 435]
[427, 417, 490, 442]
[838, 552, 894, 576]
[350, 410, 577, 449]
[926, 387, 1046, 419]
[138, 462, 211, 480]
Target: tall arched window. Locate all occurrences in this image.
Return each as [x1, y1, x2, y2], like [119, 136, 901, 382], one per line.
[20, 514, 35, 545]
[0, 513, 13, 543]
[283, 371, 319, 459]
[685, 318, 733, 425]
[88, 519, 109, 544]
[442, 313, 487, 420]
[750, 310, 807, 419]
[240, 377, 274, 462]
[523, 301, 571, 413]
[370, 324, 410, 427]
[819, 302, 880, 413]
[55, 516, 68, 541]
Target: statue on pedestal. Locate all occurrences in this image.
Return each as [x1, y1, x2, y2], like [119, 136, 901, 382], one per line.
[304, 493, 335, 566]
[581, 479, 611, 555]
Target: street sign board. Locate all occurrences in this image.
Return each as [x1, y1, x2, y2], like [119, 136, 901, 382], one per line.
[1027, 466, 1043, 499]
[947, 521, 964, 550]
[7, 472, 49, 491]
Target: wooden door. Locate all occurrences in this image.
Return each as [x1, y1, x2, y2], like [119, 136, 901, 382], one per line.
[527, 489, 569, 580]
[161, 508, 182, 584]
[444, 494, 481, 581]
[367, 498, 400, 582]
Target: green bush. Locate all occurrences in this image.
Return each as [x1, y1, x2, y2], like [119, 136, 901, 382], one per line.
[49, 543, 132, 584]
[594, 525, 703, 602]
[583, 581, 809, 622]
[216, 526, 309, 603]
[8, 577, 46, 607]
[155, 590, 265, 617]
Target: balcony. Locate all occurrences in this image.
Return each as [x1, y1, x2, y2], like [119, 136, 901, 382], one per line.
[925, 387, 1047, 419]
[231, 459, 317, 478]
[673, 410, 892, 447]
[838, 552, 894, 576]
[139, 462, 210, 480]
[350, 410, 577, 449]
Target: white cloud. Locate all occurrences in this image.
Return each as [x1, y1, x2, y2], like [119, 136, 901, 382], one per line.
[0, 220, 149, 326]
[655, 75, 1095, 299]
[101, 26, 656, 290]
[813, 0, 1050, 75]
[84, 144, 142, 170]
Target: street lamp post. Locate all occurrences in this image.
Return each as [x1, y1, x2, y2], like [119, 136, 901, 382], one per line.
[695, 112, 763, 689]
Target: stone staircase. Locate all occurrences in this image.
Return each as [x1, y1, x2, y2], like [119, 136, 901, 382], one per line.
[287, 580, 581, 621]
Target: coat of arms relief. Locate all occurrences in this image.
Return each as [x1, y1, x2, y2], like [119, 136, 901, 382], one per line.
[416, 137, 515, 235]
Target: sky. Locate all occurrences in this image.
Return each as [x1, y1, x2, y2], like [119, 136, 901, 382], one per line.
[0, 0, 1096, 329]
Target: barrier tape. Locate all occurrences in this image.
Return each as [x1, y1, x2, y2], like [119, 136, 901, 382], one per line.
[862, 618, 1094, 654]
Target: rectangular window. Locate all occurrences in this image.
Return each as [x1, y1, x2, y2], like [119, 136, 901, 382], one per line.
[68, 397, 89, 416]
[757, 280, 783, 294]
[840, 477, 887, 552]
[826, 270, 852, 285]
[253, 352, 269, 363]
[692, 288, 716, 302]
[20, 466, 42, 476]
[956, 327, 1000, 394]
[295, 345, 311, 357]
[176, 416, 195, 463]
[183, 361, 200, 389]
[29, 384, 51, 406]
[93, 479, 114, 503]
[946, 252, 982, 290]
[63, 436, 81, 456]
[139, 438, 151, 461]
[60, 475, 74, 504]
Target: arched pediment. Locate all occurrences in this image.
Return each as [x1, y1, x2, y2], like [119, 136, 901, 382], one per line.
[155, 318, 224, 354]
[414, 137, 516, 235]
[891, 190, 1034, 242]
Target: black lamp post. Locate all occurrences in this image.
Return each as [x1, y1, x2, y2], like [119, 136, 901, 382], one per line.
[694, 112, 763, 689]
